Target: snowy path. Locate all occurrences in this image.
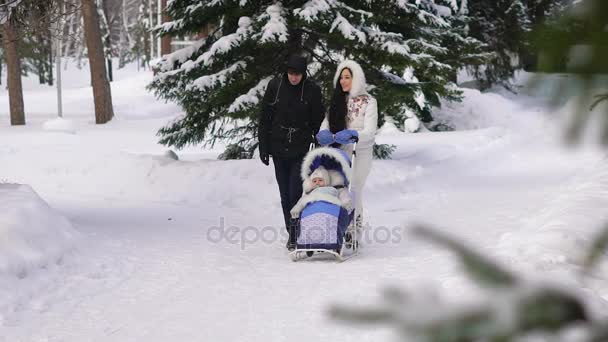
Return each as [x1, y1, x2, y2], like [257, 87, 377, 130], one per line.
[2, 68, 608, 341]
[2, 112, 605, 342]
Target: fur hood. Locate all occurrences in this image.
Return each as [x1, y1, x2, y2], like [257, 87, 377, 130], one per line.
[301, 147, 352, 182]
[333, 60, 368, 98]
[327, 170, 346, 187]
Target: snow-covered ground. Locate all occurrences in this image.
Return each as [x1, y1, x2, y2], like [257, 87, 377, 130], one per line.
[0, 63, 607, 341]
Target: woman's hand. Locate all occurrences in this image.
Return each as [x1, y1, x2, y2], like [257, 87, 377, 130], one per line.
[335, 129, 359, 144]
[316, 129, 335, 146]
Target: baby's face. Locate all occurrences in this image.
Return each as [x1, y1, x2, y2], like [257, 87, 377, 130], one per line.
[312, 177, 326, 187]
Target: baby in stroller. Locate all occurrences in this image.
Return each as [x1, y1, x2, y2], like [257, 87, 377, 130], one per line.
[288, 146, 359, 261]
[290, 166, 352, 219]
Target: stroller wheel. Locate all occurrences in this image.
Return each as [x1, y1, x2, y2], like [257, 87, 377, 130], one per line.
[344, 232, 353, 249]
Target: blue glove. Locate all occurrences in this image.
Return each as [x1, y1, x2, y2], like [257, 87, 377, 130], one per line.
[316, 129, 334, 146]
[335, 129, 358, 145]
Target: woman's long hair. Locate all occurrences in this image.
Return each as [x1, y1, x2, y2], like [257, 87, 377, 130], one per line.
[329, 67, 350, 133]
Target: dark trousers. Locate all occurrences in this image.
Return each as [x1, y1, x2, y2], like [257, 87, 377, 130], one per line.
[273, 155, 304, 242]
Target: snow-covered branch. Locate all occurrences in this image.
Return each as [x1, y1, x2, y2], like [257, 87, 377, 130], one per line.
[330, 12, 366, 43]
[258, 3, 288, 43]
[186, 61, 247, 92]
[228, 76, 272, 113]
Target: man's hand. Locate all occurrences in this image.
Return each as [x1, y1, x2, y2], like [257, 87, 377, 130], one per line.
[260, 153, 270, 166]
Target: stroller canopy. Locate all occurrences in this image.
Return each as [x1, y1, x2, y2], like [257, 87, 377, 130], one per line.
[300, 147, 353, 187]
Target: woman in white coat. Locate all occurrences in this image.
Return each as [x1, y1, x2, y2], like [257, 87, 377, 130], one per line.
[317, 60, 378, 229]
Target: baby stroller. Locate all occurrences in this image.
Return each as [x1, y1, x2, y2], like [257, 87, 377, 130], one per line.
[289, 141, 359, 262]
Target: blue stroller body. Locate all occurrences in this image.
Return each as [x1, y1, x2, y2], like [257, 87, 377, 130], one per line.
[289, 146, 359, 261]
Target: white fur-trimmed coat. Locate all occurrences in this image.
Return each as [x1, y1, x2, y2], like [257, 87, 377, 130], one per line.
[319, 60, 378, 150]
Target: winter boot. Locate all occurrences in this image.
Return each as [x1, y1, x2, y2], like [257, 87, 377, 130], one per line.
[286, 218, 300, 251]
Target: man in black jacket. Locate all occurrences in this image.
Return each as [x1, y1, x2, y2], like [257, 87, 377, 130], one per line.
[258, 55, 325, 250]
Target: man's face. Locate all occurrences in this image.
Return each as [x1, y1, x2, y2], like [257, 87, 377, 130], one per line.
[287, 69, 303, 85]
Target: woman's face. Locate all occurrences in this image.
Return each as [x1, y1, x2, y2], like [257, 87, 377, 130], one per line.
[339, 68, 352, 92]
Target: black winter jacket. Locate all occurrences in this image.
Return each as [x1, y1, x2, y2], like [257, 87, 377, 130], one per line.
[258, 74, 325, 158]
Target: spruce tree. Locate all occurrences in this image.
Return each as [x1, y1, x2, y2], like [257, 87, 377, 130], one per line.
[467, 0, 531, 90]
[521, 0, 570, 71]
[149, 0, 485, 151]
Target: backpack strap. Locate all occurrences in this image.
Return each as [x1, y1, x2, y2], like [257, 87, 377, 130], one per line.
[270, 77, 283, 106]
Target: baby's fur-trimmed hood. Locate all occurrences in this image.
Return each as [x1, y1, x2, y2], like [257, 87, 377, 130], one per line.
[300, 148, 352, 194]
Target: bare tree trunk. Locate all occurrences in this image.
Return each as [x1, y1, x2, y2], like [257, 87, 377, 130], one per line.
[47, 27, 54, 86]
[160, 0, 171, 56]
[63, 3, 76, 59]
[38, 58, 47, 84]
[99, 0, 114, 82]
[107, 57, 113, 82]
[143, 21, 150, 69]
[75, 15, 86, 68]
[2, 19, 25, 126]
[81, 0, 114, 124]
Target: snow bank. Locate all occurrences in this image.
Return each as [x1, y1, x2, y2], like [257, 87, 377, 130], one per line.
[494, 154, 608, 315]
[432, 88, 539, 131]
[42, 118, 77, 134]
[377, 116, 402, 135]
[554, 88, 608, 147]
[0, 184, 77, 277]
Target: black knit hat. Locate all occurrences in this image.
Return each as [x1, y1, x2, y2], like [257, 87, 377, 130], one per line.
[286, 55, 307, 74]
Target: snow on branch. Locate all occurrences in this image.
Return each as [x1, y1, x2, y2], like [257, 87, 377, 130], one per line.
[381, 41, 411, 57]
[258, 3, 288, 43]
[157, 20, 184, 33]
[381, 66, 431, 86]
[186, 61, 247, 92]
[381, 71, 407, 85]
[181, 2, 205, 16]
[157, 39, 206, 72]
[191, 17, 252, 68]
[417, 9, 449, 27]
[294, 0, 336, 22]
[431, 59, 452, 70]
[338, 2, 373, 18]
[228, 77, 272, 113]
[405, 38, 448, 54]
[445, 0, 459, 11]
[434, 4, 452, 17]
[366, 29, 414, 58]
[394, 0, 450, 26]
[366, 28, 403, 40]
[330, 12, 366, 43]
[394, 0, 417, 13]
[458, 0, 468, 15]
